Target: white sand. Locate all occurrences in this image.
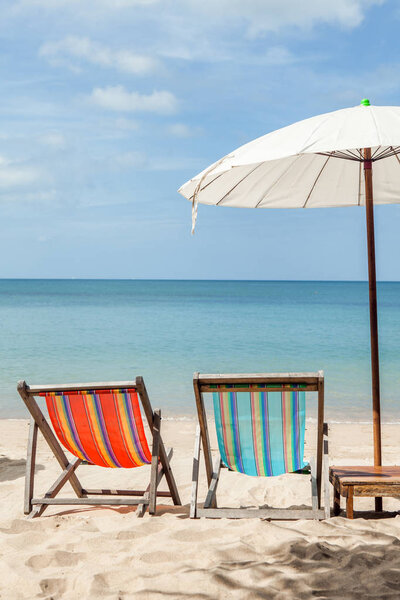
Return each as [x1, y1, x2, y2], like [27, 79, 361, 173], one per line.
[1, 418, 400, 599]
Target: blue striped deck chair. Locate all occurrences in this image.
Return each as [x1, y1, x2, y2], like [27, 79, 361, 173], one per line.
[191, 372, 330, 519]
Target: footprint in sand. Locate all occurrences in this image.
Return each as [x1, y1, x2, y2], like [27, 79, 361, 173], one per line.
[27, 551, 84, 569]
[26, 554, 53, 569]
[116, 530, 139, 540]
[39, 578, 66, 598]
[0, 519, 40, 535]
[140, 551, 177, 563]
[171, 528, 227, 542]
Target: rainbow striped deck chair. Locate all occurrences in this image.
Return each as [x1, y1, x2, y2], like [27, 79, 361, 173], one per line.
[191, 372, 330, 519]
[18, 377, 181, 518]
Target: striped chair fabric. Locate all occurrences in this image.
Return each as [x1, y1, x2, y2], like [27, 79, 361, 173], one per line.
[42, 388, 152, 468]
[212, 386, 306, 477]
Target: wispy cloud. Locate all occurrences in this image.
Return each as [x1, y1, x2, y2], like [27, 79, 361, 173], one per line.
[89, 85, 178, 114]
[0, 156, 45, 189]
[39, 36, 159, 75]
[115, 117, 139, 131]
[38, 132, 67, 148]
[264, 46, 297, 66]
[12, 0, 384, 32]
[166, 123, 201, 138]
[14, 0, 157, 10]
[176, 0, 385, 36]
[114, 151, 202, 171]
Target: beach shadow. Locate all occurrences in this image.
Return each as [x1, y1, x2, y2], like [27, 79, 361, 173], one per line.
[335, 509, 399, 520]
[45, 502, 189, 519]
[175, 538, 400, 599]
[135, 593, 213, 599]
[151, 503, 190, 518]
[0, 456, 44, 482]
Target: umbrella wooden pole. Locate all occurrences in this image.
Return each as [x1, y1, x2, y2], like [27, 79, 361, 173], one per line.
[364, 147, 383, 512]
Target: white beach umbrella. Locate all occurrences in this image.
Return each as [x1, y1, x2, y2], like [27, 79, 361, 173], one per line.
[179, 100, 400, 502]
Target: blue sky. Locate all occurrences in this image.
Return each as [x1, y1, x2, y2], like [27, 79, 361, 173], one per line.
[0, 0, 400, 279]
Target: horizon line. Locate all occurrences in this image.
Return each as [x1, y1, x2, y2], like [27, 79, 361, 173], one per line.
[0, 277, 399, 283]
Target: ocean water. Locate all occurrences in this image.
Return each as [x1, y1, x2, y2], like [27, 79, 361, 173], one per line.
[1, 279, 400, 422]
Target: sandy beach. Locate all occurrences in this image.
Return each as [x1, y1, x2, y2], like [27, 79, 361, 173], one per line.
[1, 418, 400, 599]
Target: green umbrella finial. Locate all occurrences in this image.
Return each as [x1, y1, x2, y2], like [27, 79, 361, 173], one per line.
[361, 98, 371, 106]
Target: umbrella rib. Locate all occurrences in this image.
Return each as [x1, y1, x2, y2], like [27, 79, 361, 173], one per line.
[358, 159, 362, 206]
[373, 146, 400, 161]
[303, 155, 331, 208]
[373, 146, 390, 160]
[187, 171, 226, 202]
[215, 163, 264, 206]
[393, 150, 400, 168]
[343, 149, 362, 160]
[380, 148, 394, 160]
[371, 146, 382, 159]
[317, 151, 359, 162]
[254, 155, 301, 209]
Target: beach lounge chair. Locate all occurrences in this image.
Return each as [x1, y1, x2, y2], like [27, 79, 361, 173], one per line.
[191, 372, 330, 519]
[17, 377, 181, 518]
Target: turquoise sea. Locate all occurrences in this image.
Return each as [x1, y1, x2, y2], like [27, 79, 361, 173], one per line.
[1, 279, 400, 421]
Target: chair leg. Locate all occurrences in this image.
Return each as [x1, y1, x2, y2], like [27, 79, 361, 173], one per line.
[333, 487, 341, 516]
[135, 378, 181, 507]
[28, 458, 82, 519]
[24, 418, 38, 515]
[137, 447, 173, 518]
[149, 409, 161, 515]
[323, 423, 330, 519]
[204, 455, 222, 509]
[18, 382, 85, 498]
[190, 425, 201, 519]
[310, 456, 318, 513]
[346, 487, 354, 519]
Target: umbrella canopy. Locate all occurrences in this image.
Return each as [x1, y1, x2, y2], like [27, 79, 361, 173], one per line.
[179, 102, 400, 214]
[179, 101, 400, 510]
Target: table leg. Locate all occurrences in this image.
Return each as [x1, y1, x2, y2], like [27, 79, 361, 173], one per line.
[333, 487, 341, 516]
[346, 487, 354, 519]
[375, 497, 382, 512]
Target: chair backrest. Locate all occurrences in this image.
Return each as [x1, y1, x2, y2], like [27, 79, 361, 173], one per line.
[39, 384, 152, 468]
[196, 373, 323, 478]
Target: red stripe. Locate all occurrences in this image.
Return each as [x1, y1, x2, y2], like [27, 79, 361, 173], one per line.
[46, 396, 76, 456]
[72, 393, 110, 467]
[44, 388, 151, 469]
[99, 391, 135, 468]
[129, 391, 152, 462]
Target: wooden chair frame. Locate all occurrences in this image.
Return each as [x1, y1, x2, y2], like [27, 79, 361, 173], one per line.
[18, 377, 181, 518]
[191, 371, 330, 519]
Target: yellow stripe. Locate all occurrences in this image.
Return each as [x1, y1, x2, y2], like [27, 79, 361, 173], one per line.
[55, 397, 86, 460]
[85, 394, 116, 468]
[253, 392, 265, 475]
[283, 392, 293, 472]
[114, 393, 143, 466]
[221, 393, 232, 468]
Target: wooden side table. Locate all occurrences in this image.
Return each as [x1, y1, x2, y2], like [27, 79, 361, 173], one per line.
[329, 466, 400, 518]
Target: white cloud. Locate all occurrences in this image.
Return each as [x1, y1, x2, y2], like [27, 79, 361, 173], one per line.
[115, 118, 139, 131]
[39, 132, 67, 148]
[115, 151, 147, 168]
[113, 151, 203, 172]
[39, 36, 159, 75]
[166, 123, 200, 138]
[15, 0, 157, 9]
[8, 0, 384, 39]
[264, 46, 297, 66]
[0, 157, 44, 189]
[90, 85, 178, 114]
[177, 0, 384, 36]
